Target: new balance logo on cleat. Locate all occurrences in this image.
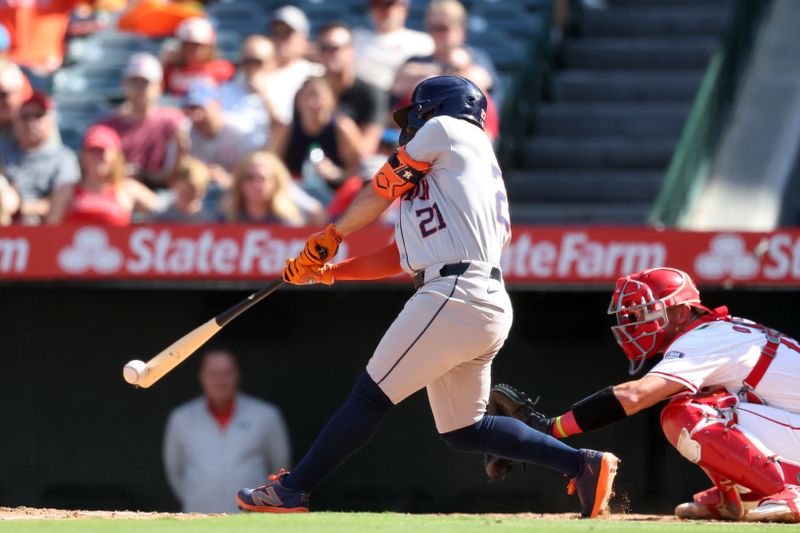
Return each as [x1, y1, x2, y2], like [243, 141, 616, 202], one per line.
[237, 469, 310, 513]
[254, 486, 283, 507]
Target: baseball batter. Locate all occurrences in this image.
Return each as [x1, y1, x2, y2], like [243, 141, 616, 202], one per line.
[488, 267, 800, 523]
[236, 76, 619, 517]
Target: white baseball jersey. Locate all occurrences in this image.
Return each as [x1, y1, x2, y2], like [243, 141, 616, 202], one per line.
[648, 317, 800, 413]
[396, 116, 511, 275]
[365, 114, 514, 433]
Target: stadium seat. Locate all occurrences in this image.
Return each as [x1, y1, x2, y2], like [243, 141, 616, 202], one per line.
[65, 31, 161, 67]
[55, 95, 112, 124]
[59, 126, 86, 152]
[207, 2, 269, 38]
[157, 94, 183, 110]
[53, 64, 125, 101]
[215, 31, 244, 62]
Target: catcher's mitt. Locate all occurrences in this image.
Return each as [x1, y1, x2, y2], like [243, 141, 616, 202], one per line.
[484, 384, 554, 480]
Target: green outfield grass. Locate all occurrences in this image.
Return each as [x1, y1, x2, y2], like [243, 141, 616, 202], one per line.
[0, 513, 795, 533]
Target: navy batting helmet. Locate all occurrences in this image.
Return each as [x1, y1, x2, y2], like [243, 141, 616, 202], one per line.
[393, 75, 487, 145]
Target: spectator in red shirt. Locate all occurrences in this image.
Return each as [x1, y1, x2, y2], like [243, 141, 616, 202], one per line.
[47, 125, 160, 225]
[162, 17, 235, 96]
[98, 53, 186, 189]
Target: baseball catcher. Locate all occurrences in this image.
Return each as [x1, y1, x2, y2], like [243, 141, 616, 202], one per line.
[486, 267, 800, 523]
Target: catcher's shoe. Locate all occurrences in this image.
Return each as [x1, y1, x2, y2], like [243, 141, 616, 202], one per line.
[746, 486, 800, 523]
[674, 485, 756, 520]
[568, 449, 620, 518]
[237, 469, 310, 513]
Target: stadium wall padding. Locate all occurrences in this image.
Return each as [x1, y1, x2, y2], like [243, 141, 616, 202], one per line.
[1, 285, 797, 513]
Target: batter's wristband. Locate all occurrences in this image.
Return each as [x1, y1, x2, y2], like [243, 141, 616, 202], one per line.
[570, 386, 627, 432]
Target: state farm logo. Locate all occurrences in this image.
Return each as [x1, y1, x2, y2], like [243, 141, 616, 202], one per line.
[501, 232, 666, 279]
[57, 227, 123, 274]
[694, 234, 759, 280]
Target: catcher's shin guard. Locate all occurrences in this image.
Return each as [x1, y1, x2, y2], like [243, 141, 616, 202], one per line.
[661, 393, 787, 503]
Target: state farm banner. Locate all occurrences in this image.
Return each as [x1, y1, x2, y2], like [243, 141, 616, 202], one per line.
[1, 224, 799, 286]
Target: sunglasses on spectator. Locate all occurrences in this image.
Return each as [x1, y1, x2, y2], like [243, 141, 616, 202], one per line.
[244, 172, 269, 182]
[318, 43, 347, 54]
[124, 77, 150, 88]
[241, 57, 266, 67]
[20, 110, 47, 121]
[370, 0, 401, 9]
[429, 24, 454, 33]
[271, 25, 294, 40]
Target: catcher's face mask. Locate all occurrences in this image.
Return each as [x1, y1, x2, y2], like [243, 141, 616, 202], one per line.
[608, 278, 671, 375]
[608, 268, 704, 375]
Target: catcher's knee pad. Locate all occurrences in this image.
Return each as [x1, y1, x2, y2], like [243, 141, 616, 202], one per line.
[661, 392, 786, 497]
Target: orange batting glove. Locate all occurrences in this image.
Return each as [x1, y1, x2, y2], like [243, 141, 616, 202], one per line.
[282, 261, 335, 285]
[296, 223, 344, 268]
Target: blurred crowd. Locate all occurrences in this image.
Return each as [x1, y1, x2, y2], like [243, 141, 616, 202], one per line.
[0, 0, 504, 227]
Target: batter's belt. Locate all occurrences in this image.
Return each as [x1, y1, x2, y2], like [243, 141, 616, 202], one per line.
[413, 261, 502, 290]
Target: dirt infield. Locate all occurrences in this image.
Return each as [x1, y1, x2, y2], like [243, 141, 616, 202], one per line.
[0, 507, 677, 521]
[0, 507, 221, 521]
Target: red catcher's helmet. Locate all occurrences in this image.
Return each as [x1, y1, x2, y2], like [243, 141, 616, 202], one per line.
[608, 268, 703, 374]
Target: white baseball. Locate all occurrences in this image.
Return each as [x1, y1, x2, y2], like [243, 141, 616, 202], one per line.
[123, 360, 148, 385]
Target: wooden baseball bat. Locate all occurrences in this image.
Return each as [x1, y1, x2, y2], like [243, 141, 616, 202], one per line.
[128, 278, 285, 388]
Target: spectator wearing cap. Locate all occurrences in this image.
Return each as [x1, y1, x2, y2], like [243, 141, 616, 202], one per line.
[316, 22, 387, 156]
[152, 156, 216, 223]
[0, 92, 79, 224]
[163, 17, 236, 96]
[0, 59, 33, 140]
[183, 81, 262, 189]
[409, 0, 503, 105]
[98, 53, 186, 190]
[47, 124, 160, 225]
[352, 0, 434, 93]
[218, 35, 282, 151]
[264, 5, 324, 125]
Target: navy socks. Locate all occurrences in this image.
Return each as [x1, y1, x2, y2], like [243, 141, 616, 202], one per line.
[283, 374, 581, 491]
[441, 415, 582, 478]
[282, 372, 394, 491]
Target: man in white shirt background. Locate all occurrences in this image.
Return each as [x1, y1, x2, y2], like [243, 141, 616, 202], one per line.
[163, 349, 291, 513]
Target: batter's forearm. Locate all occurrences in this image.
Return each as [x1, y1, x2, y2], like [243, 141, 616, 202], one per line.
[330, 243, 403, 281]
[333, 185, 394, 237]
